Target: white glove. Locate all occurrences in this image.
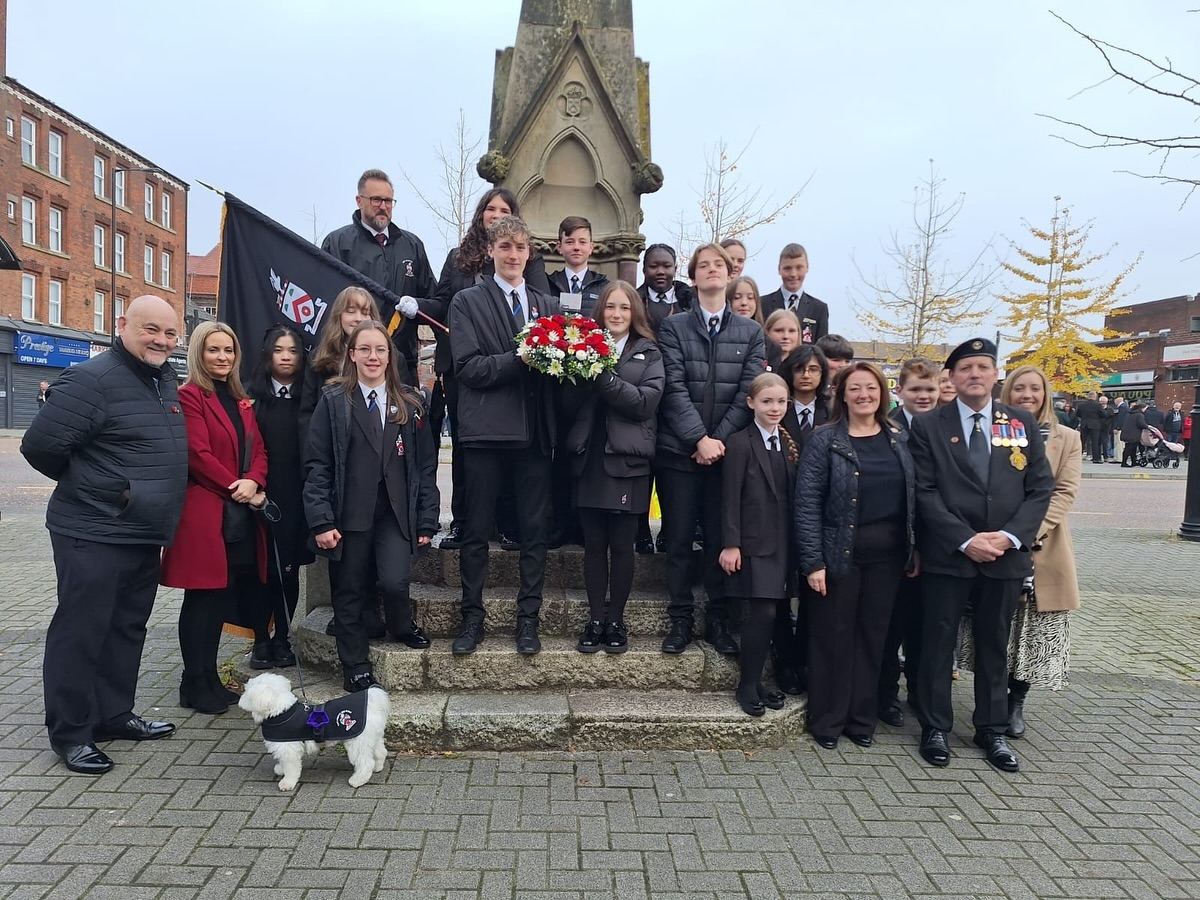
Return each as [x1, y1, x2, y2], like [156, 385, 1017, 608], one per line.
[397, 296, 419, 318]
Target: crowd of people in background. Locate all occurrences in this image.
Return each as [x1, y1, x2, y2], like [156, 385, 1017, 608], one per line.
[32, 166, 1167, 779]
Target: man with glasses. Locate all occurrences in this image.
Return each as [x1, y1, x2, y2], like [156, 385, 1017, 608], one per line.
[322, 169, 437, 385]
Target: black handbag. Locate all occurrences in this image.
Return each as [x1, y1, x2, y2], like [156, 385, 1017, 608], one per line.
[222, 428, 256, 545]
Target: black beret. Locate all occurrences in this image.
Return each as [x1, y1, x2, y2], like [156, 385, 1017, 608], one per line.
[945, 337, 997, 370]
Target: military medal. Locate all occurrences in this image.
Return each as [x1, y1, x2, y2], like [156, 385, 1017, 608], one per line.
[992, 422, 1004, 447]
[1010, 446, 1027, 470]
[1012, 419, 1029, 448]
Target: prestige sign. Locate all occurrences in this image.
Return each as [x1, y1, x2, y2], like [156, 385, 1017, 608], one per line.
[16, 332, 91, 368]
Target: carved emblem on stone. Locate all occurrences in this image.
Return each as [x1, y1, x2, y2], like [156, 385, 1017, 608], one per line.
[557, 81, 592, 120]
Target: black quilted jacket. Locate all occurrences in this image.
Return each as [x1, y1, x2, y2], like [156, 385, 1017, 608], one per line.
[21, 339, 188, 545]
[655, 305, 766, 460]
[793, 420, 916, 578]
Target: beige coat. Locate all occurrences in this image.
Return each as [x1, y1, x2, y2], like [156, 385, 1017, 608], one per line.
[1032, 421, 1082, 611]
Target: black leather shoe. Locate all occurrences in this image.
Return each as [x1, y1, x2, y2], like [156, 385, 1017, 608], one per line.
[737, 694, 765, 717]
[879, 703, 905, 728]
[394, 626, 431, 649]
[452, 621, 485, 655]
[577, 620, 603, 653]
[602, 621, 628, 654]
[661, 621, 691, 654]
[271, 639, 297, 667]
[516, 620, 541, 656]
[324, 616, 340, 636]
[761, 690, 785, 711]
[344, 672, 379, 693]
[919, 728, 951, 767]
[774, 665, 803, 696]
[845, 733, 873, 748]
[1006, 695, 1026, 739]
[705, 620, 739, 656]
[249, 641, 274, 670]
[974, 732, 1019, 772]
[635, 538, 655, 555]
[499, 532, 520, 551]
[813, 734, 838, 750]
[439, 525, 464, 550]
[53, 742, 114, 775]
[94, 716, 176, 742]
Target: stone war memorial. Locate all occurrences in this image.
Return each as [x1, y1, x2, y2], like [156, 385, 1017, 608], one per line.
[276, 0, 806, 752]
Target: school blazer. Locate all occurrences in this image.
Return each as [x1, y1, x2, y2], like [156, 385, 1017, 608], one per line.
[721, 426, 797, 561]
[908, 402, 1054, 580]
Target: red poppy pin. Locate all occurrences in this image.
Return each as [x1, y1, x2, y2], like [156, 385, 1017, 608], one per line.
[170, 406, 180, 414]
[238, 398, 254, 411]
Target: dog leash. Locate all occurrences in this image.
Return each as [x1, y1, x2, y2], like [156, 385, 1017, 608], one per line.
[257, 501, 311, 703]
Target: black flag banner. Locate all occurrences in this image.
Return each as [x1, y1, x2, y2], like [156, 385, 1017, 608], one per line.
[217, 192, 406, 355]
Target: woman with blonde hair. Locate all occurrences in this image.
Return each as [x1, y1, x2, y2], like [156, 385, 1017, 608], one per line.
[299, 286, 381, 440]
[162, 321, 269, 714]
[962, 364, 1081, 738]
[764, 308, 801, 370]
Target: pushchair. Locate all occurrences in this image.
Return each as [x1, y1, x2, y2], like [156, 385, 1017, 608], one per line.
[1140, 425, 1184, 468]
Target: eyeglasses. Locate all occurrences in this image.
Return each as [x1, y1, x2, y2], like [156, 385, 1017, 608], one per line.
[353, 346, 390, 358]
[358, 195, 395, 208]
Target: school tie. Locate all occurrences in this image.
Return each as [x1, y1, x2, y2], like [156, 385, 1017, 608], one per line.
[366, 390, 382, 441]
[657, 292, 667, 303]
[511, 290, 525, 329]
[787, 293, 798, 311]
[708, 315, 720, 340]
[799, 408, 812, 434]
[769, 435, 779, 452]
[278, 386, 289, 399]
[969, 412, 990, 484]
[570, 275, 581, 294]
[374, 232, 387, 248]
[367, 389, 378, 412]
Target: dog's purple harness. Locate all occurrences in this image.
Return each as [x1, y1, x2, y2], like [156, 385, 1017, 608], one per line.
[261, 691, 370, 743]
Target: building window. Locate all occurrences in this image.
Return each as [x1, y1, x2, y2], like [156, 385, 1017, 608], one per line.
[94, 225, 106, 267]
[5, 117, 13, 138]
[48, 131, 63, 178]
[21, 197, 35, 245]
[94, 155, 107, 197]
[1191, 317, 1200, 334]
[48, 280, 63, 326]
[161, 250, 172, 288]
[21, 274, 36, 320]
[1169, 367, 1200, 382]
[6, 200, 13, 219]
[144, 183, 154, 221]
[115, 296, 126, 321]
[114, 170, 126, 208]
[20, 116, 35, 166]
[95, 291, 106, 333]
[114, 233, 126, 274]
[144, 245, 154, 282]
[49, 207, 63, 253]
[162, 192, 171, 229]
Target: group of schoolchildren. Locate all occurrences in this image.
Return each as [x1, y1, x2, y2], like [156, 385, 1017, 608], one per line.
[167, 178, 1063, 772]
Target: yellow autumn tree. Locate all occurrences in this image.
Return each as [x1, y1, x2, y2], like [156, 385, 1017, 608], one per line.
[999, 199, 1141, 391]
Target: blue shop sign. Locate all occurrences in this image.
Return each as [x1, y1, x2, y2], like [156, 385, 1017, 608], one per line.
[16, 331, 91, 368]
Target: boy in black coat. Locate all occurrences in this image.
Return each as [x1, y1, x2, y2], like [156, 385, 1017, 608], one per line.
[448, 216, 562, 656]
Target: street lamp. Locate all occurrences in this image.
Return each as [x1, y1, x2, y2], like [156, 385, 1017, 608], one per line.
[1178, 382, 1200, 540]
[110, 165, 163, 346]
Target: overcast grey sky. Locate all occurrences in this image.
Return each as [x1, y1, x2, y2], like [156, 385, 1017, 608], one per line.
[9, 1, 1197, 343]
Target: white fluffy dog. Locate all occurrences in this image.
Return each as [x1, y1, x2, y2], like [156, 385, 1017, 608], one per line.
[238, 672, 390, 791]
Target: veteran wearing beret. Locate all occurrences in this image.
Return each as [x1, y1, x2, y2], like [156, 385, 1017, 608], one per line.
[907, 338, 1053, 773]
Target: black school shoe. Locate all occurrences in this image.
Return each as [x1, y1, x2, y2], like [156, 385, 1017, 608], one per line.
[577, 620, 604, 653]
[602, 621, 629, 654]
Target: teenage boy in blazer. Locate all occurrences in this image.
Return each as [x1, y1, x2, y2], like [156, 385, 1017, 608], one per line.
[907, 338, 1053, 774]
[448, 215, 562, 656]
[760, 243, 829, 344]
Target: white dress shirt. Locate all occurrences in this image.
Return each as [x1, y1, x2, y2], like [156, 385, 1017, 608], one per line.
[271, 378, 295, 399]
[755, 421, 782, 450]
[793, 398, 818, 422]
[493, 273, 528, 316]
[779, 287, 801, 309]
[565, 265, 589, 288]
[358, 382, 388, 430]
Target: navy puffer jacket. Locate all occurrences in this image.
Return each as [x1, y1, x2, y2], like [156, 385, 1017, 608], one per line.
[21, 339, 188, 545]
[793, 420, 915, 579]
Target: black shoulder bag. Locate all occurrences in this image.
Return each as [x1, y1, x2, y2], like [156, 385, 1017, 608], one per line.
[222, 429, 256, 545]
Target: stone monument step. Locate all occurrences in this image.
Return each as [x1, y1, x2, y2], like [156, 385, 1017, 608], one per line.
[290, 607, 738, 693]
[229, 661, 807, 752]
[410, 544, 689, 591]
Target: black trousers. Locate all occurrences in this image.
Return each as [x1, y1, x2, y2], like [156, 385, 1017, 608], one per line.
[550, 436, 582, 543]
[179, 570, 253, 688]
[877, 573, 922, 711]
[44, 534, 162, 746]
[806, 522, 905, 740]
[579, 508, 639, 621]
[1082, 425, 1102, 461]
[330, 512, 414, 678]
[917, 572, 1021, 735]
[1122, 440, 1141, 466]
[655, 464, 729, 626]
[772, 592, 809, 683]
[258, 541, 301, 645]
[460, 446, 552, 624]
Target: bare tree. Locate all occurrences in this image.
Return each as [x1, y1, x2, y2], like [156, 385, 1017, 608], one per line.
[301, 204, 323, 245]
[399, 109, 484, 251]
[850, 161, 997, 361]
[1040, 11, 1200, 206]
[667, 134, 811, 260]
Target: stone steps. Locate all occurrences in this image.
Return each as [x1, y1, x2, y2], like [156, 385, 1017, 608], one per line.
[230, 661, 806, 752]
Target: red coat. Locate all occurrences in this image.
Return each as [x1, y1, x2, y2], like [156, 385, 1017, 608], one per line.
[161, 383, 269, 589]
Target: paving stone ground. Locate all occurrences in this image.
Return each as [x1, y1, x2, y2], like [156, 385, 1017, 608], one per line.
[1, 434, 1199, 898]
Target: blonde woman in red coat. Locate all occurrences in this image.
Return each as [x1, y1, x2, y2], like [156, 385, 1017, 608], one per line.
[161, 322, 268, 715]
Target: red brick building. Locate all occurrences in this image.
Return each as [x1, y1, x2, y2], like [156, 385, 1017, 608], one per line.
[0, 0, 187, 425]
[1098, 294, 1200, 409]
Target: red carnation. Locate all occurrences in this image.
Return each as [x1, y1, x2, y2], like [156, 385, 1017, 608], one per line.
[596, 343, 610, 357]
[554, 339, 569, 351]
